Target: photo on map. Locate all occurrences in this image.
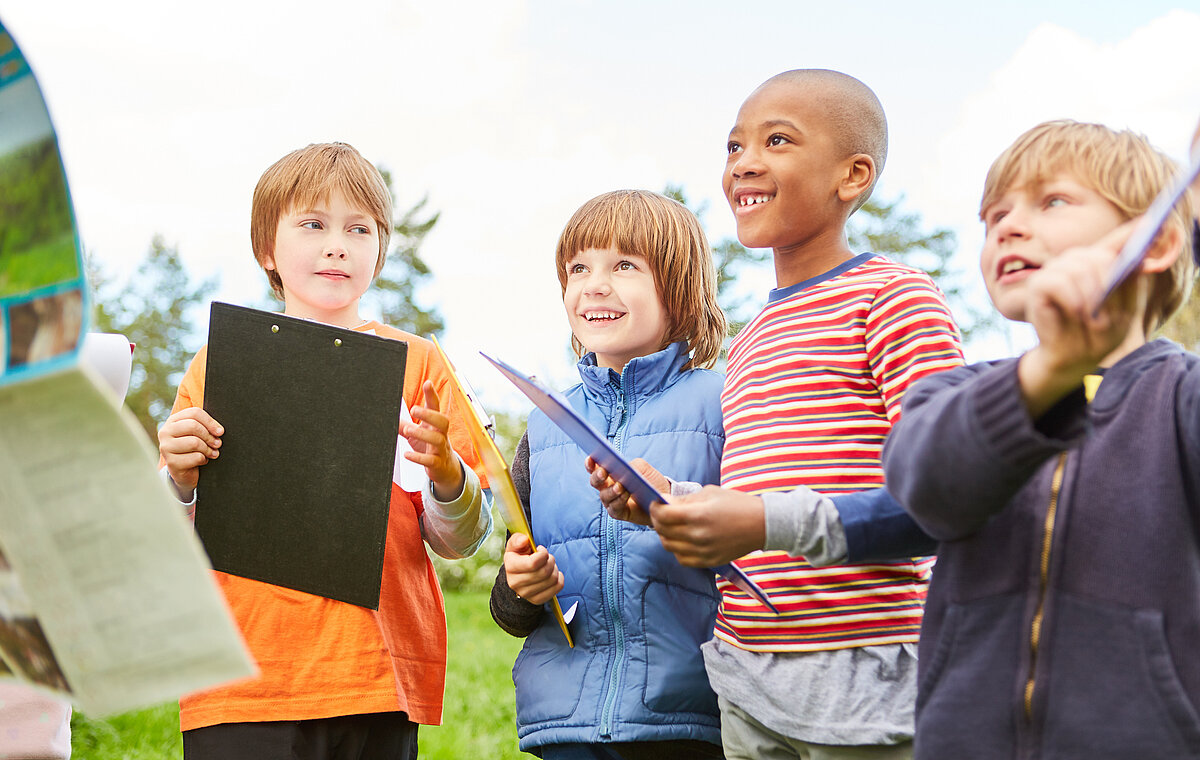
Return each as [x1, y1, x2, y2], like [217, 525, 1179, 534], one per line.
[0, 542, 71, 694]
[4, 290, 83, 370]
[0, 29, 80, 300]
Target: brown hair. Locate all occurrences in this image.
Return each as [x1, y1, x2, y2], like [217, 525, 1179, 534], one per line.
[980, 120, 1195, 331]
[555, 190, 727, 369]
[251, 142, 392, 298]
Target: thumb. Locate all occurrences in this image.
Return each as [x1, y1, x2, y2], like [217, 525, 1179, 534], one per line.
[507, 532, 534, 554]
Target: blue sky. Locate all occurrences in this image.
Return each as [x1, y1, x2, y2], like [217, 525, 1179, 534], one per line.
[3, 0, 1197, 406]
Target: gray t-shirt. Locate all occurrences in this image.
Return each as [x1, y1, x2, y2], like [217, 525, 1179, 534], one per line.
[675, 482, 918, 745]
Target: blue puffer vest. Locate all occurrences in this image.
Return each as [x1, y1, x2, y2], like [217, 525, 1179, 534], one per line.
[514, 342, 725, 750]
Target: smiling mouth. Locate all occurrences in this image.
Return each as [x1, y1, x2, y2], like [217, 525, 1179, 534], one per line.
[738, 194, 774, 207]
[1000, 260, 1036, 276]
[583, 310, 625, 322]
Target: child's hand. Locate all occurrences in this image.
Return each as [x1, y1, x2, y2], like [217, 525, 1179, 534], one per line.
[649, 486, 766, 568]
[1019, 223, 1140, 417]
[586, 457, 666, 526]
[403, 381, 465, 501]
[504, 533, 564, 605]
[158, 407, 223, 501]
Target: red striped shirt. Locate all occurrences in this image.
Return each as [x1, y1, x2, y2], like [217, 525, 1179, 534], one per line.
[717, 255, 962, 652]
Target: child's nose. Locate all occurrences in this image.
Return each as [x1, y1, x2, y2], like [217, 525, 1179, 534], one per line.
[583, 272, 612, 295]
[995, 208, 1030, 242]
[324, 248, 347, 259]
[730, 146, 764, 179]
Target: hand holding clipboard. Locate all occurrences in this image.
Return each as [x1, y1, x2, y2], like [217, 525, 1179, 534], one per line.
[430, 338, 575, 647]
[483, 353, 780, 614]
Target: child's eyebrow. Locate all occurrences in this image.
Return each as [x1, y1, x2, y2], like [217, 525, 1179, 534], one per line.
[759, 118, 801, 132]
[728, 118, 803, 139]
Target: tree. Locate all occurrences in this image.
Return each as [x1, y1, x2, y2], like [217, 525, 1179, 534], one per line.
[89, 236, 217, 441]
[661, 184, 770, 335]
[363, 171, 445, 336]
[1159, 294, 1200, 350]
[664, 186, 994, 342]
[848, 197, 998, 340]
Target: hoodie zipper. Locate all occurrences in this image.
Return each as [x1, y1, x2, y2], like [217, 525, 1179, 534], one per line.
[1024, 451, 1068, 719]
[598, 374, 630, 738]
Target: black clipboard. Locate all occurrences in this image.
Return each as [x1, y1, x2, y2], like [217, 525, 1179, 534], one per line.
[196, 302, 407, 609]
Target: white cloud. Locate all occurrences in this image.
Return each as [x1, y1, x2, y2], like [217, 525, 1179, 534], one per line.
[908, 9, 1200, 360]
[6, 2, 1198, 397]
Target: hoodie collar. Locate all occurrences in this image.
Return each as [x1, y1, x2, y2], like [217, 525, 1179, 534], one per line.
[1087, 338, 1178, 413]
[576, 341, 691, 411]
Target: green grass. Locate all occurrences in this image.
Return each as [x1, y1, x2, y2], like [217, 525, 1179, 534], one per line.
[69, 591, 531, 759]
[422, 591, 529, 759]
[71, 702, 181, 760]
[0, 233, 80, 297]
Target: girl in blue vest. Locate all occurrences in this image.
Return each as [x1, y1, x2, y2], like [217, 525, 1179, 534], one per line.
[489, 189, 729, 759]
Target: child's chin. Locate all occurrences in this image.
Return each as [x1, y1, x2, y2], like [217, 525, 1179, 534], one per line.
[733, 230, 773, 250]
[998, 305, 1028, 323]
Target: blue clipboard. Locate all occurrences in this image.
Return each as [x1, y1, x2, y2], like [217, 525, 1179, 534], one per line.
[483, 352, 779, 614]
[1095, 150, 1200, 311]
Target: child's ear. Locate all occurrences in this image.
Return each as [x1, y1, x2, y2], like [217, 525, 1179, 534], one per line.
[837, 154, 875, 205]
[1140, 223, 1184, 274]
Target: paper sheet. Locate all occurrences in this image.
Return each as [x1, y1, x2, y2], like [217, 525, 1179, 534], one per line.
[0, 17, 254, 714]
[0, 367, 253, 714]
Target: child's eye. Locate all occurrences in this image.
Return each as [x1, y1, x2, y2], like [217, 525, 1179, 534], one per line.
[767, 134, 789, 147]
[350, 224, 372, 234]
[616, 260, 637, 271]
[1044, 197, 1067, 209]
[726, 141, 742, 155]
[301, 220, 323, 230]
[568, 263, 588, 275]
[985, 210, 1007, 228]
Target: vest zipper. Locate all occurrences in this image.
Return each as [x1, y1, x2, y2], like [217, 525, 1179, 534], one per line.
[1023, 451, 1068, 720]
[599, 376, 630, 738]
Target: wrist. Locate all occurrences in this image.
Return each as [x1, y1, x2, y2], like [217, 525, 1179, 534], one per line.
[430, 460, 466, 502]
[728, 491, 767, 556]
[167, 473, 196, 503]
[1018, 347, 1088, 420]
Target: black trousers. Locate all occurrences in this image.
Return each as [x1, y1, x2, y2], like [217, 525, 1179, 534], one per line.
[182, 711, 418, 760]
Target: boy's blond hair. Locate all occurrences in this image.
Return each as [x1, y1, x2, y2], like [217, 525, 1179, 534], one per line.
[981, 120, 1196, 331]
[555, 190, 728, 370]
[251, 143, 393, 299]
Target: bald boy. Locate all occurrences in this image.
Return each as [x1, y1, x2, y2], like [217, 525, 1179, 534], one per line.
[593, 70, 963, 759]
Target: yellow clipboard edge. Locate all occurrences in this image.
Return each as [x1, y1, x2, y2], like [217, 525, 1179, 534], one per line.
[430, 336, 574, 648]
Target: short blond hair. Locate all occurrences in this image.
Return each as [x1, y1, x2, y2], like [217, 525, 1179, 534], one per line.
[981, 120, 1194, 331]
[251, 143, 393, 298]
[555, 190, 727, 370]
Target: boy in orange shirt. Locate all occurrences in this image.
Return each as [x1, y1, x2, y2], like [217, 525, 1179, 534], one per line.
[158, 142, 491, 760]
